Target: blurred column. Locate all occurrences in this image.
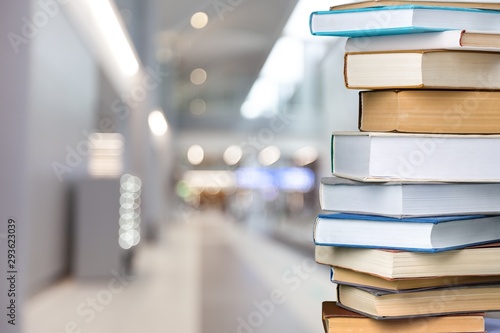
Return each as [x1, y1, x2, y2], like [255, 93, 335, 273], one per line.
[116, 0, 174, 238]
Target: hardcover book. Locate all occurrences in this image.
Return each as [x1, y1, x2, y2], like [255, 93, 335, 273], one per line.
[358, 90, 500, 134]
[344, 50, 500, 90]
[331, 132, 500, 182]
[320, 176, 500, 217]
[315, 243, 500, 279]
[322, 301, 485, 332]
[337, 283, 500, 318]
[346, 30, 500, 53]
[331, 0, 500, 11]
[309, 5, 500, 37]
[331, 266, 500, 291]
[313, 213, 500, 252]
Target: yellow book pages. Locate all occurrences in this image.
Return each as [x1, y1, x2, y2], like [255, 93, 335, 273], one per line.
[360, 90, 500, 134]
[332, 266, 500, 291]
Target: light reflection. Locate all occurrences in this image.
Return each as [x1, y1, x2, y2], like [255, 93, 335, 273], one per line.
[119, 174, 142, 250]
[258, 146, 281, 166]
[187, 145, 205, 165]
[190, 68, 207, 85]
[223, 145, 243, 165]
[190, 12, 209, 29]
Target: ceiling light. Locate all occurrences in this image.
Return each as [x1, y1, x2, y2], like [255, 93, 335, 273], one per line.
[190, 12, 209, 29]
[223, 145, 243, 165]
[190, 68, 207, 85]
[190, 98, 207, 115]
[148, 110, 168, 136]
[293, 146, 319, 166]
[187, 145, 204, 165]
[258, 146, 281, 166]
[87, 0, 139, 76]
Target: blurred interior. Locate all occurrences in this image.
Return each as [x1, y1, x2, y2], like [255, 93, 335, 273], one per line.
[0, 0, 362, 332]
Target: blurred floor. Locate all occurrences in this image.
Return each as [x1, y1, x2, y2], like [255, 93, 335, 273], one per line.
[24, 209, 333, 333]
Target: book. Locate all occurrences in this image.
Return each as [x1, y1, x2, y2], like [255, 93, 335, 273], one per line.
[313, 213, 500, 252]
[315, 243, 500, 279]
[346, 30, 500, 53]
[337, 283, 500, 318]
[331, 266, 500, 291]
[322, 301, 486, 332]
[331, 0, 500, 11]
[358, 90, 500, 134]
[344, 50, 500, 90]
[309, 5, 500, 37]
[320, 176, 500, 217]
[331, 132, 500, 182]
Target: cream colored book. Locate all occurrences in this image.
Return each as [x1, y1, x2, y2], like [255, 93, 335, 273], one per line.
[337, 283, 500, 318]
[344, 50, 500, 90]
[315, 244, 500, 279]
[331, 266, 500, 291]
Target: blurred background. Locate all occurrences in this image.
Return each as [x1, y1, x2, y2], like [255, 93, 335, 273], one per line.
[0, 0, 360, 332]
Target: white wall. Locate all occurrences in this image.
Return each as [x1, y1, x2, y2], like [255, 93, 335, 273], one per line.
[25, 9, 98, 296]
[0, 1, 31, 331]
[319, 37, 360, 177]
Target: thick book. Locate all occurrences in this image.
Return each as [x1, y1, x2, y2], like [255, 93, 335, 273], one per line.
[331, 0, 500, 11]
[320, 176, 500, 217]
[313, 213, 500, 252]
[322, 301, 485, 332]
[359, 90, 500, 134]
[346, 30, 500, 53]
[331, 266, 500, 291]
[337, 283, 500, 318]
[309, 5, 500, 37]
[331, 132, 500, 182]
[315, 243, 500, 279]
[344, 50, 500, 90]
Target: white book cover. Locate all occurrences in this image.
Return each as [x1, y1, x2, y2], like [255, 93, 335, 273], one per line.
[332, 132, 500, 182]
[345, 30, 500, 52]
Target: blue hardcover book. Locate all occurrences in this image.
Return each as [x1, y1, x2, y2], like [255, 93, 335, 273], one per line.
[309, 5, 500, 37]
[313, 213, 500, 252]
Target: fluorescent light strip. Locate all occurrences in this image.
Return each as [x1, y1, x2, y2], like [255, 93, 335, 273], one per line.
[88, 0, 139, 76]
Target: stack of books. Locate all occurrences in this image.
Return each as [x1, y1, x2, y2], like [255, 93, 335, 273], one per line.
[309, 1, 500, 332]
